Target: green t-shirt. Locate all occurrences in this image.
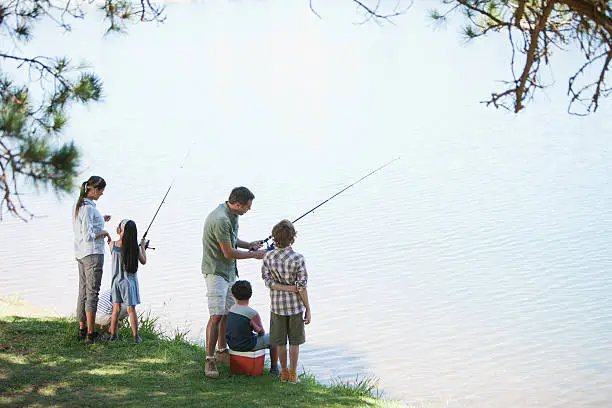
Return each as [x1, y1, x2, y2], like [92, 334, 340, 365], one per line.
[201, 203, 239, 281]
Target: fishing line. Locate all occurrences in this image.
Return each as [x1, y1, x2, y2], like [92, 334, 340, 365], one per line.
[142, 141, 196, 247]
[262, 156, 401, 247]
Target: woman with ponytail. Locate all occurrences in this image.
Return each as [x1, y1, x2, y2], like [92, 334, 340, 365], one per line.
[73, 175, 111, 344]
[108, 219, 148, 343]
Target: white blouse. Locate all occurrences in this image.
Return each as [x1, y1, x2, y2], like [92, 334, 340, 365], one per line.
[73, 199, 106, 259]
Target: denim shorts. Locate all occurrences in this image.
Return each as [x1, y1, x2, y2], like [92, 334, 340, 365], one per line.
[253, 333, 271, 351]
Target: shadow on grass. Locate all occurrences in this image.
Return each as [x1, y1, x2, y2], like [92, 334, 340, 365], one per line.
[0, 316, 389, 408]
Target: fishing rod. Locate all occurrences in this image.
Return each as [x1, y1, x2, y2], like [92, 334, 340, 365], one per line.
[142, 144, 195, 248]
[262, 156, 401, 248]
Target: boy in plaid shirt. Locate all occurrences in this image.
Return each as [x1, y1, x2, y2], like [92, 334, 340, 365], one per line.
[261, 219, 311, 384]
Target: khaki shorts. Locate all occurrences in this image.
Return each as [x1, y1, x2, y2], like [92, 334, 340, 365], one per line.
[205, 274, 235, 316]
[270, 312, 305, 346]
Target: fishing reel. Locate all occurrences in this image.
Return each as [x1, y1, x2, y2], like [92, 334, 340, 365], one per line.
[141, 238, 154, 250]
[249, 240, 274, 252]
[259, 238, 275, 251]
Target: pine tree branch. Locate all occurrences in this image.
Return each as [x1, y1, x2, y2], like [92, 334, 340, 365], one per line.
[515, 0, 527, 27]
[558, 0, 612, 36]
[351, 0, 403, 20]
[0, 53, 71, 89]
[515, 0, 555, 112]
[454, 0, 513, 28]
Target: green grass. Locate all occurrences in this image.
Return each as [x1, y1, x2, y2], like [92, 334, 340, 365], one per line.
[0, 315, 401, 408]
[330, 374, 382, 399]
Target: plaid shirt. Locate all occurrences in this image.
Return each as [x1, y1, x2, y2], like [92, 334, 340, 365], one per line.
[261, 246, 308, 316]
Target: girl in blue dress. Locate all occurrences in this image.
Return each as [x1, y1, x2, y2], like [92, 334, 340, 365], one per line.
[108, 219, 148, 343]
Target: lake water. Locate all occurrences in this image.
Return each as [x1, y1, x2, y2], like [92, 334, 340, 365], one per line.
[1, 1, 612, 407]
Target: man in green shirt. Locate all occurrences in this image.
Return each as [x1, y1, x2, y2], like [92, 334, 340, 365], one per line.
[202, 186, 266, 378]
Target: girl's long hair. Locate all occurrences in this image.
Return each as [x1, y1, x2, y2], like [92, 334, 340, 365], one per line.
[74, 176, 106, 219]
[121, 220, 140, 274]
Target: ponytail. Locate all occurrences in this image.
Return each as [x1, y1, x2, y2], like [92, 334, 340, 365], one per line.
[74, 181, 88, 219]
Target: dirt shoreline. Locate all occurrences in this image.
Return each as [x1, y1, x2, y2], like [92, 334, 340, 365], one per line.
[0, 294, 61, 318]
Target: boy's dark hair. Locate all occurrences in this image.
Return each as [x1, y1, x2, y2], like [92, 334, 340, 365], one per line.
[272, 219, 296, 248]
[228, 187, 254, 205]
[231, 280, 252, 301]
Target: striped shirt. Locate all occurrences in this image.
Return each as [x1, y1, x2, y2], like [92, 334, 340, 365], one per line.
[97, 289, 114, 316]
[261, 246, 308, 316]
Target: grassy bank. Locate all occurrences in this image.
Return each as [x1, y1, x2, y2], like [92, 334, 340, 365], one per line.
[0, 314, 400, 407]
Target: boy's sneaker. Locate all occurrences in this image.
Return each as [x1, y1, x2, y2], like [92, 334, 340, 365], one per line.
[287, 369, 301, 384]
[205, 358, 219, 379]
[269, 365, 280, 376]
[78, 328, 87, 340]
[133, 335, 142, 344]
[280, 368, 289, 382]
[108, 334, 120, 342]
[84, 331, 104, 344]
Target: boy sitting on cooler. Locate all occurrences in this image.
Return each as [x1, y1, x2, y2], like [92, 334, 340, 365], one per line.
[225, 280, 280, 374]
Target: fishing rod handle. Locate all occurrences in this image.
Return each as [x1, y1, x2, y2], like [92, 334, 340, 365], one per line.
[140, 238, 153, 250]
